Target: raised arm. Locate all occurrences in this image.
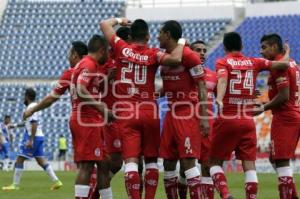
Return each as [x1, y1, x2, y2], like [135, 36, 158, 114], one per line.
[100, 17, 130, 43]
[159, 39, 186, 67]
[23, 93, 60, 120]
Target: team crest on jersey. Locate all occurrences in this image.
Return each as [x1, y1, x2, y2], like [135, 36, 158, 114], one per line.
[79, 69, 90, 83]
[94, 148, 101, 157]
[189, 65, 204, 77]
[113, 139, 121, 148]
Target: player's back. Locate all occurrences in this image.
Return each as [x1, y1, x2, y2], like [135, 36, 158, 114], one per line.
[216, 52, 269, 117]
[268, 60, 300, 122]
[111, 35, 160, 107]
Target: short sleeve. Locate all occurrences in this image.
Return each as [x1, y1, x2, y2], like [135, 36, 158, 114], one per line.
[215, 59, 228, 78]
[52, 69, 72, 95]
[110, 34, 128, 57]
[272, 70, 289, 90]
[185, 52, 205, 81]
[253, 58, 272, 71]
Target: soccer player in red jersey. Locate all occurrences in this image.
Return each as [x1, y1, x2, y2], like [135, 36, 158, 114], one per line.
[177, 40, 217, 199]
[23, 41, 88, 117]
[209, 32, 290, 199]
[254, 33, 299, 199]
[158, 20, 210, 199]
[69, 35, 114, 199]
[100, 18, 185, 199]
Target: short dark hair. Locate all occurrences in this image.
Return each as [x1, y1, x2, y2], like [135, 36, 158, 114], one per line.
[191, 40, 206, 46]
[87, 34, 108, 53]
[116, 26, 131, 41]
[162, 20, 182, 41]
[191, 40, 206, 49]
[4, 115, 10, 120]
[260, 33, 284, 53]
[25, 88, 36, 101]
[72, 41, 88, 58]
[130, 19, 149, 41]
[223, 32, 242, 52]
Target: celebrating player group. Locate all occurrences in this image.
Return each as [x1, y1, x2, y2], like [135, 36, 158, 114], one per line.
[2, 16, 299, 199]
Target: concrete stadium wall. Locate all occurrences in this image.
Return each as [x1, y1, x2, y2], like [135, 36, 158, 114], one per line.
[246, 1, 300, 17]
[0, 0, 8, 24]
[126, 6, 245, 21]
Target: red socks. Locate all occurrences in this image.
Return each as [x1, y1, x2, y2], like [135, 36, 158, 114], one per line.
[144, 163, 159, 199]
[125, 163, 141, 199]
[277, 167, 294, 199]
[185, 167, 201, 199]
[200, 177, 214, 199]
[245, 170, 258, 199]
[210, 166, 231, 199]
[164, 171, 178, 199]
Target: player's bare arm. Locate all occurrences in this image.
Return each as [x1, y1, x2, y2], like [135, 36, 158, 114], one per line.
[216, 74, 227, 112]
[160, 39, 186, 67]
[197, 80, 210, 136]
[100, 17, 131, 43]
[253, 87, 289, 116]
[23, 93, 60, 120]
[77, 83, 115, 122]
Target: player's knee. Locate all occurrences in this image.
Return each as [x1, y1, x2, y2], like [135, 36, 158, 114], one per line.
[274, 159, 290, 168]
[180, 158, 196, 172]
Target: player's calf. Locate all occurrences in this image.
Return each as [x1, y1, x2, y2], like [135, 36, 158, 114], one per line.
[209, 159, 232, 199]
[144, 160, 159, 199]
[180, 158, 201, 199]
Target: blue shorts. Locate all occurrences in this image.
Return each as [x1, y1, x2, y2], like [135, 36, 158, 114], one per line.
[0, 143, 10, 159]
[18, 136, 44, 159]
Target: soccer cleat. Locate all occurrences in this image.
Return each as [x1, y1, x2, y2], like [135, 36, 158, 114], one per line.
[51, 180, 63, 190]
[2, 184, 20, 191]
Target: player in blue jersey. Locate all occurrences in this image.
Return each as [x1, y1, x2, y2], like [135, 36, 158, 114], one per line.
[0, 115, 13, 171]
[2, 88, 62, 191]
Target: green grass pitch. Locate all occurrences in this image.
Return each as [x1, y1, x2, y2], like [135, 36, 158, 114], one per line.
[0, 171, 299, 199]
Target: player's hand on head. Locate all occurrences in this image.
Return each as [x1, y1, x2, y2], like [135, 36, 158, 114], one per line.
[200, 119, 210, 137]
[118, 18, 131, 26]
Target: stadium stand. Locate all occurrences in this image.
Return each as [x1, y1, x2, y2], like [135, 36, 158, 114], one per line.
[0, 83, 71, 160]
[0, 0, 125, 78]
[206, 14, 300, 69]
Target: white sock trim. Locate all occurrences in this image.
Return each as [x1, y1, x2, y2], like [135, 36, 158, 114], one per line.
[210, 165, 224, 176]
[124, 162, 138, 173]
[75, 185, 90, 197]
[145, 163, 158, 170]
[99, 187, 113, 199]
[245, 170, 258, 183]
[185, 167, 200, 179]
[164, 170, 177, 179]
[201, 177, 214, 185]
[277, 166, 293, 177]
[178, 175, 187, 185]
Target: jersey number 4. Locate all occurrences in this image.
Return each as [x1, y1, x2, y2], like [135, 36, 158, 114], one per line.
[121, 62, 147, 85]
[229, 70, 254, 95]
